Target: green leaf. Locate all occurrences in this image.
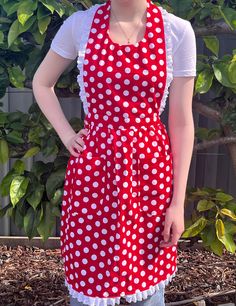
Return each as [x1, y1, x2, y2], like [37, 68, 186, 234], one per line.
[42, 136, 58, 156]
[186, 7, 202, 21]
[8, 16, 36, 47]
[17, 0, 37, 26]
[15, 202, 25, 229]
[220, 208, 236, 221]
[32, 30, 46, 45]
[223, 233, 236, 253]
[181, 216, 208, 238]
[197, 199, 215, 212]
[78, 0, 93, 10]
[0, 71, 10, 98]
[216, 192, 234, 203]
[12, 159, 25, 175]
[216, 218, 225, 237]
[38, 16, 51, 34]
[40, 0, 65, 16]
[24, 206, 41, 239]
[228, 61, 236, 84]
[224, 221, 236, 235]
[0, 31, 4, 44]
[200, 225, 215, 247]
[191, 188, 210, 196]
[200, 225, 224, 256]
[200, 7, 211, 20]
[8, 19, 22, 46]
[53, 156, 68, 170]
[46, 168, 66, 199]
[26, 183, 44, 210]
[218, 6, 236, 30]
[166, 0, 192, 17]
[225, 202, 236, 214]
[195, 69, 214, 94]
[23, 146, 41, 158]
[9, 121, 25, 131]
[6, 130, 25, 144]
[7, 111, 23, 122]
[24, 48, 43, 78]
[0, 112, 8, 126]
[213, 62, 236, 88]
[40, 0, 54, 14]
[0, 139, 9, 164]
[10, 175, 30, 207]
[31, 161, 51, 179]
[203, 36, 219, 56]
[37, 201, 55, 242]
[0, 169, 17, 197]
[0, 203, 12, 218]
[0, 17, 12, 24]
[7, 66, 25, 88]
[51, 206, 61, 217]
[210, 236, 224, 256]
[60, 0, 76, 15]
[215, 219, 236, 253]
[6, 206, 14, 218]
[28, 126, 44, 144]
[1, 1, 20, 16]
[37, 3, 51, 19]
[50, 188, 63, 206]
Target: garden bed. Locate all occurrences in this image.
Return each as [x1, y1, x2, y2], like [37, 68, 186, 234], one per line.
[0, 240, 235, 306]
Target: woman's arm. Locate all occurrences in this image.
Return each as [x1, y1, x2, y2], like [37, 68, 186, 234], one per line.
[160, 76, 195, 248]
[32, 49, 85, 157]
[168, 76, 195, 209]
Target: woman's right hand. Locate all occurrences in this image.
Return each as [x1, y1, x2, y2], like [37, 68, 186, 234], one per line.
[65, 128, 89, 157]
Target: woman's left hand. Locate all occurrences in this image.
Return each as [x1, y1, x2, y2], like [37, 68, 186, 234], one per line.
[159, 204, 185, 248]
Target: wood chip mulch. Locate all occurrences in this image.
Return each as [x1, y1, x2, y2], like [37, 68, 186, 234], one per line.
[0, 242, 235, 306]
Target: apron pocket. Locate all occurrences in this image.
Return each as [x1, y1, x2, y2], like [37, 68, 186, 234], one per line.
[139, 154, 173, 217]
[71, 155, 107, 213]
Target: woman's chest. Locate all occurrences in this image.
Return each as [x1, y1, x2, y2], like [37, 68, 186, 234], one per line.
[83, 1, 167, 93]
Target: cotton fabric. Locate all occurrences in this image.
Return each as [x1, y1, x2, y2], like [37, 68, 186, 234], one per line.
[50, 3, 197, 79]
[50, 1, 196, 306]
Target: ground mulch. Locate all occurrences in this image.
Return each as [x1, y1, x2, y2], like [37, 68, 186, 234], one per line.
[0, 241, 235, 306]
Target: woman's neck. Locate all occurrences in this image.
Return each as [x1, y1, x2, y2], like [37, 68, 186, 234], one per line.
[109, 0, 147, 22]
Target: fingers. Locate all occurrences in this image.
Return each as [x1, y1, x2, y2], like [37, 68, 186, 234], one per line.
[75, 128, 89, 148]
[73, 141, 84, 153]
[70, 147, 81, 157]
[160, 219, 181, 248]
[69, 128, 89, 157]
[160, 232, 179, 248]
[160, 214, 171, 247]
[170, 233, 179, 246]
[78, 128, 89, 137]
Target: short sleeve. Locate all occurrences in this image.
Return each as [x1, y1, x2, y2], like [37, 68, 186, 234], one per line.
[172, 21, 197, 77]
[50, 12, 77, 60]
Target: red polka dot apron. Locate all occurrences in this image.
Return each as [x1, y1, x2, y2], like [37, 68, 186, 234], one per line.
[61, 0, 178, 305]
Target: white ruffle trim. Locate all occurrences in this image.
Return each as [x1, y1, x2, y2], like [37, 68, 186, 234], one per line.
[158, 6, 173, 116]
[77, 4, 101, 115]
[65, 266, 178, 306]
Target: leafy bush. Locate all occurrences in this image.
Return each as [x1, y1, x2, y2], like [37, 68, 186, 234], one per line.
[183, 187, 236, 256]
[0, 103, 84, 242]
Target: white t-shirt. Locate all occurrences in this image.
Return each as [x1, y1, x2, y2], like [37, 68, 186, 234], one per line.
[50, 5, 197, 77]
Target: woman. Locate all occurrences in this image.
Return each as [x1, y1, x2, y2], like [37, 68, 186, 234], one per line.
[32, 0, 196, 305]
